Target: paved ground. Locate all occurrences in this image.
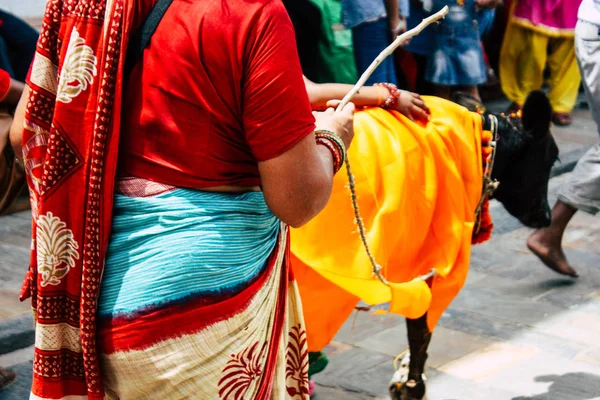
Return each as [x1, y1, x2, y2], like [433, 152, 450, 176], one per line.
[0, 101, 599, 399]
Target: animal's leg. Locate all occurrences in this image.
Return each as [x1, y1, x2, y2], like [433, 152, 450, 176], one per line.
[405, 313, 431, 399]
[389, 313, 431, 400]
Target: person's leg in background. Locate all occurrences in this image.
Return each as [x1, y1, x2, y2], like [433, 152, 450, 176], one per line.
[478, 9, 499, 87]
[462, 85, 481, 100]
[499, 23, 548, 112]
[527, 20, 600, 278]
[352, 17, 398, 85]
[433, 84, 451, 99]
[546, 35, 581, 126]
[0, 10, 39, 81]
[484, 0, 512, 76]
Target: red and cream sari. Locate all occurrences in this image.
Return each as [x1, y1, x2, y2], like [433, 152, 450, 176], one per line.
[19, 1, 308, 399]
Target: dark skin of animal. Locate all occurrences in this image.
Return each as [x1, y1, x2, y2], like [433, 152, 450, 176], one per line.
[491, 91, 557, 229]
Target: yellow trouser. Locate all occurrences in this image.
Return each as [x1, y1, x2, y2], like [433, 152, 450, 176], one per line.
[500, 22, 581, 113]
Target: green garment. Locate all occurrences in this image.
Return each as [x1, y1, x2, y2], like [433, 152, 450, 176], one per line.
[309, 0, 358, 84]
[308, 351, 329, 378]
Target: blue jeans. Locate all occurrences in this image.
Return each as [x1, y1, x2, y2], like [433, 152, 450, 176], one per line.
[0, 11, 39, 81]
[426, 5, 486, 86]
[352, 17, 397, 85]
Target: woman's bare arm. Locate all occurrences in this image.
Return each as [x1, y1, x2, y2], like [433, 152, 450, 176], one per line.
[259, 103, 355, 228]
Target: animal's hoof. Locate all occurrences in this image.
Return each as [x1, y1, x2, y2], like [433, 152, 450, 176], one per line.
[404, 378, 427, 400]
[389, 378, 427, 400]
[389, 351, 427, 400]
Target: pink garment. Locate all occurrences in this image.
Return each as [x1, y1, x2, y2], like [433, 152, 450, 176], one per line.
[513, 0, 581, 33]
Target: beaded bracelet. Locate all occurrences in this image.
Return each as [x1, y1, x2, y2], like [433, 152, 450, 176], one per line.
[315, 129, 346, 174]
[375, 82, 401, 110]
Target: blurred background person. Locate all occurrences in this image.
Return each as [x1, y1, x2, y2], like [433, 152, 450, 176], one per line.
[527, 0, 600, 278]
[284, 0, 358, 85]
[425, 0, 502, 101]
[342, 0, 409, 86]
[500, 0, 582, 125]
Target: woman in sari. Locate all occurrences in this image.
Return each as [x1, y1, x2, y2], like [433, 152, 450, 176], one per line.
[9, 0, 355, 398]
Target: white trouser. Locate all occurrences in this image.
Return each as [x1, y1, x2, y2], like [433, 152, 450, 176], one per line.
[558, 20, 600, 214]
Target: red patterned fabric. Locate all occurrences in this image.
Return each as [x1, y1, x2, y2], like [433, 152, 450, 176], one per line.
[18, 0, 152, 398]
[118, 0, 315, 189]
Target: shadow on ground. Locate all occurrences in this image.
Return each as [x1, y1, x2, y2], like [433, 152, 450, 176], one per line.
[512, 372, 600, 400]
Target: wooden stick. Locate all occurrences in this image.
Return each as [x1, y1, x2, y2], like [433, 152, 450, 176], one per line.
[336, 6, 449, 112]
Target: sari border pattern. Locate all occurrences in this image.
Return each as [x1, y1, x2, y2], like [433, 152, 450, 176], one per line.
[21, 0, 131, 398]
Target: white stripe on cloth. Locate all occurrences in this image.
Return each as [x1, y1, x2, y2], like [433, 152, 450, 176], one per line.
[29, 54, 58, 95]
[35, 323, 82, 353]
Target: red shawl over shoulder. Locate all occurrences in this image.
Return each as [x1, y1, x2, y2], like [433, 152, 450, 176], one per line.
[19, 0, 146, 398]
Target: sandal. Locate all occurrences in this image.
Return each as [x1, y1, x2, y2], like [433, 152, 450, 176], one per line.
[0, 367, 16, 391]
[552, 112, 573, 126]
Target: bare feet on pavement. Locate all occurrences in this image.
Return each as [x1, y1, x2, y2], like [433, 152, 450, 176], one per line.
[527, 229, 579, 278]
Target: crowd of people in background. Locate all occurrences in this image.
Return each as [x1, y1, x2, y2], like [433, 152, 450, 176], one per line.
[286, 0, 582, 125]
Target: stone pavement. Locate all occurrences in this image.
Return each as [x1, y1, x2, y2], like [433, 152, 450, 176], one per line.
[0, 103, 599, 399]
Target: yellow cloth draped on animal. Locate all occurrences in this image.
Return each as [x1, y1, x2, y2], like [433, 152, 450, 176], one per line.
[291, 97, 484, 351]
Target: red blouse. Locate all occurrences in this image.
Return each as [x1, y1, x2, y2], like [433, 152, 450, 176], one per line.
[119, 0, 316, 188]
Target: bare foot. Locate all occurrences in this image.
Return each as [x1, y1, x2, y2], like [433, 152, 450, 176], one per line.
[527, 230, 579, 278]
